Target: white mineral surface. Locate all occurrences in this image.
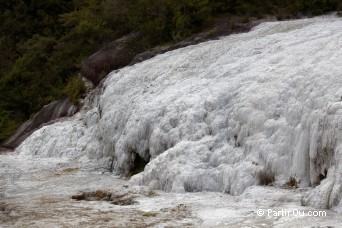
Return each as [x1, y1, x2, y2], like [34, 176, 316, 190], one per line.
[2, 14, 341, 227]
[1, 153, 341, 227]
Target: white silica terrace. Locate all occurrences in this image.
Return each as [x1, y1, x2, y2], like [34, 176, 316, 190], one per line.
[17, 15, 342, 212]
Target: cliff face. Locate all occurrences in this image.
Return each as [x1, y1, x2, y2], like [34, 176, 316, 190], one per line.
[14, 16, 342, 212]
[2, 99, 79, 149]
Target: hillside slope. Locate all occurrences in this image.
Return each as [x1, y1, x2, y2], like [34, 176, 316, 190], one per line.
[16, 15, 342, 212]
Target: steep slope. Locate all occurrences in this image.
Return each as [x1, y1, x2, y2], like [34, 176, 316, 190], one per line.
[16, 16, 342, 211]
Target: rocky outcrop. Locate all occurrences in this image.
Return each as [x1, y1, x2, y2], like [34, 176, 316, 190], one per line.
[130, 19, 255, 65]
[81, 19, 256, 85]
[80, 32, 143, 86]
[1, 99, 79, 149]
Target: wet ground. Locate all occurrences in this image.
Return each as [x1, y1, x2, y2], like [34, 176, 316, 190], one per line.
[1, 152, 341, 227]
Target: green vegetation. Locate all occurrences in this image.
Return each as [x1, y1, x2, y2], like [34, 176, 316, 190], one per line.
[0, 0, 340, 142]
[63, 76, 86, 104]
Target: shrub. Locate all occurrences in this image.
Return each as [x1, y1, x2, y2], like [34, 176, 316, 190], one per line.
[258, 169, 275, 186]
[63, 76, 86, 104]
[285, 176, 298, 188]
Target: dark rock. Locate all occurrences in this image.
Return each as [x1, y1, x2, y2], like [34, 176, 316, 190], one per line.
[71, 193, 87, 201]
[111, 197, 138, 206]
[71, 190, 138, 205]
[81, 18, 258, 86]
[80, 18, 256, 86]
[1, 98, 79, 149]
[93, 190, 111, 200]
[0, 147, 12, 154]
[80, 32, 143, 86]
[71, 191, 111, 201]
